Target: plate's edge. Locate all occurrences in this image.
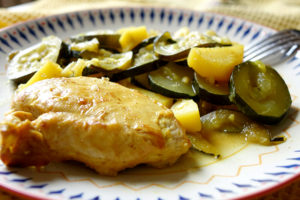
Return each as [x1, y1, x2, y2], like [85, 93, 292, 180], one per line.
[0, 5, 277, 33]
[0, 6, 298, 200]
[0, 181, 54, 200]
[235, 173, 300, 200]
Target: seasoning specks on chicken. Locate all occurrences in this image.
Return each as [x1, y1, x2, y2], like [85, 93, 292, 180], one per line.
[0, 77, 190, 175]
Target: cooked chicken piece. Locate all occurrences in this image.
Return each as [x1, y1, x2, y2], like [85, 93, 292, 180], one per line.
[0, 77, 190, 175]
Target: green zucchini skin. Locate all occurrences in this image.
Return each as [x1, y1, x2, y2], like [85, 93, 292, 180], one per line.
[153, 31, 189, 62]
[132, 36, 157, 54]
[148, 62, 198, 99]
[57, 42, 81, 67]
[7, 36, 63, 84]
[110, 59, 167, 82]
[153, 31, 232, 62]
[9, 72, 35, 85]
[131, 73, 151, 90]
[71, 34, 121, 51]
[81, 65, 106, 77]
[193, 73, 231, 105]
[229, 61, 292, 124]
[110, 41, 166, 81]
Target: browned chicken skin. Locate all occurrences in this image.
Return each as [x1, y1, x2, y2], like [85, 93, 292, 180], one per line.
[0, 77, 190, 175]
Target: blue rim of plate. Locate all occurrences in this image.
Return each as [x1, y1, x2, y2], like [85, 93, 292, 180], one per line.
[0, 6, 277, 55]
[0, 6, 299, 200]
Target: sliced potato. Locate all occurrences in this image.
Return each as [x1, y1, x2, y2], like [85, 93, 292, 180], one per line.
[19, 60, 63, 90]
[187, 44, 244, 82]
[171, 99, 202, 132]
[118, 26, 148, 52]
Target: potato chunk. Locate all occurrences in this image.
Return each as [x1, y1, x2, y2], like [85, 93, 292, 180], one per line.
[187, 44, 244, 82]
[171, 99, 202, 132]
[118, 26, 148, 51]
[19, 60, 62, 90]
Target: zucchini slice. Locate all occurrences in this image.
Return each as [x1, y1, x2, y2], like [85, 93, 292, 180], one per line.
[80, 49, 133, 71]
[154, 31, 231, 62]
[7, 35, 62, 84]
[148, 62, 197, 98]
[131, 73, 151, 90]
[187, 133, 220, 158]
[110, 60, 163, 82]
[82, 65, 105, 77]
[193, 72, 231, 105]
[56, 42, 81, 67]
[189, 109, 285, 157]
[110, 44, 164, 81]
[153, 31, 188, 61]
[229, 61, 292, 124]
[71, 34, 121, 51]
[132, 36, 156, 53]
[69, 38, 99, 53]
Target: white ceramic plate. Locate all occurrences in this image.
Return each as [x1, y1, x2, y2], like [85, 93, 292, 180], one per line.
[0, 7, 300, 200]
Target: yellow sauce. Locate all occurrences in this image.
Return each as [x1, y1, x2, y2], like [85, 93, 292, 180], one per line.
[124, 134, 248, 175]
